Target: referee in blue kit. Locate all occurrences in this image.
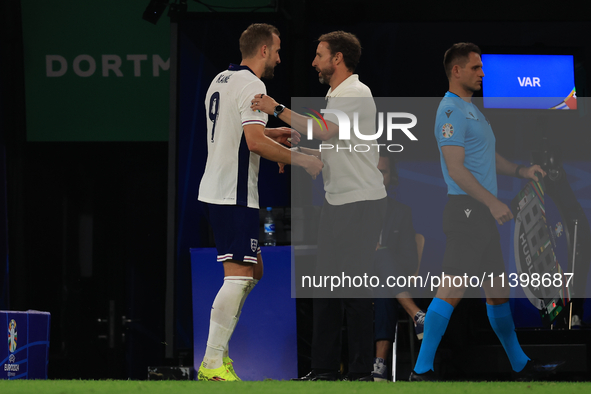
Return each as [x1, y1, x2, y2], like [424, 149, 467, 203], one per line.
[409, 42, 552, 382]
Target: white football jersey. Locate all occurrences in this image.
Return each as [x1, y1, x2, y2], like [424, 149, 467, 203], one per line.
[198, 65, 268, 209]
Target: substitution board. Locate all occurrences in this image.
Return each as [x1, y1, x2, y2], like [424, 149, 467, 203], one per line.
[511, 176, 572, 325]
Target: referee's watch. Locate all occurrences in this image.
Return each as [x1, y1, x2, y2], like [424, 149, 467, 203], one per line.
[274, 104, 286, 117]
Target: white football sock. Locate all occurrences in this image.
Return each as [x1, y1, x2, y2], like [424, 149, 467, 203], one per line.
[203, 276, 254, 369]
[223, 278, 258, 358]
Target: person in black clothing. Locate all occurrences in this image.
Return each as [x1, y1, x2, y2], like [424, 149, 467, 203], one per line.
[372, 154, 425, 381]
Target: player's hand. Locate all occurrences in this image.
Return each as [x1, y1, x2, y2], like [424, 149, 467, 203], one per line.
[265, 127, 300, 147]
[488, 199, 513, 225]
[520, 164, 547, 181]
[302, 155, 323, 180]
[251, 94, 278, 116]
[278, 163, 286, 173]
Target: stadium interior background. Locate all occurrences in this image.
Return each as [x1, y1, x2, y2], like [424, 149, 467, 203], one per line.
[1, 0, 591, 380]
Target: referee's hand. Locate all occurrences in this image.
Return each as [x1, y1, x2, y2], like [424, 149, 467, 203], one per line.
[489, 199, 513, 225]
[522, 164, 546, 181]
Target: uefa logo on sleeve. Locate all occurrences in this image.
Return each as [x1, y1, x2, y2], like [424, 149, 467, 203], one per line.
[442, 123, 454, 138]
[8, 319, 17, 353]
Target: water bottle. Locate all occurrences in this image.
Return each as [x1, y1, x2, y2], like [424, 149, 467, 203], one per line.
[263, 207, 276, 246]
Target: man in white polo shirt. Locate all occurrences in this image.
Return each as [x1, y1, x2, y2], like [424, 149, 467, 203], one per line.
[252, 30, 387, 381]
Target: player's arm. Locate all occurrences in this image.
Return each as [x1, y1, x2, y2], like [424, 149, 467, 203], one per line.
[264, 127, 301, 147]
[442, 145, 513, 224]
[251, 94, 339, 141]
[243, 124, 323, 178]
[299, 146, 321, 159]
[278, 146, 321, 174]
[291, 146, 321, 159]
[495, 152, 546, 181]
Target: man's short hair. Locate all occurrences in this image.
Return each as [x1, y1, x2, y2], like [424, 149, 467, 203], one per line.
[378, 153, 399, 187]
[317, 31, 362, 72]
[443, 42, 481, 79]
[239, 23, 280, 59]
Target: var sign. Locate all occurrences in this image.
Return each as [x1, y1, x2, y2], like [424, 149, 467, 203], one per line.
[518, 77, 541, 87]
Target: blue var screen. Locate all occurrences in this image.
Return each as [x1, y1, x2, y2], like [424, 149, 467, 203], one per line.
[482, 54, 576, 109]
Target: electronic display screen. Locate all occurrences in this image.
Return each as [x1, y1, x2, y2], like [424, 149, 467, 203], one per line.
[482, 54, 576, 110]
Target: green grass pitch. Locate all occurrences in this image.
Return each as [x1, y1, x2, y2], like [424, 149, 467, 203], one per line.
[1, 380, 591, 394]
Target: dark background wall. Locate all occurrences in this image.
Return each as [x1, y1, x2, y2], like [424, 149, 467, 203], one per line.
[2, 0, 590, 379]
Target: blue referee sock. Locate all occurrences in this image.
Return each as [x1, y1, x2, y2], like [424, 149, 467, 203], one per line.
[486, 302, 530, 372]
[414, 298, 454, 374]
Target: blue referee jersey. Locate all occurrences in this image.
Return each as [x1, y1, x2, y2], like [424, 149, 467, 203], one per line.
[434, 91, 497, 197]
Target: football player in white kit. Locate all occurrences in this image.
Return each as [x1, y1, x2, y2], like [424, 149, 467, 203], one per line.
[197, 23, 323, 381]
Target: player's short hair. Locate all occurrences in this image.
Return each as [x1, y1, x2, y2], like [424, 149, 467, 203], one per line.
[317, 31, 362, 72]
[239, 23, 280, 59]
[443, 42, 481, 79]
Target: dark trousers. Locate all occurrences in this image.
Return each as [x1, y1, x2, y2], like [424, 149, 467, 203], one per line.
[310, 197, 387, 374]
[311, 298, 374, 373]
[373, 297, 399, 342]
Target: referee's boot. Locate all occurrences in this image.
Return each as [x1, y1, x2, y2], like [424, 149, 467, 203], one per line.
[409, 369, 437, 382]
[512, 359, 565, 381]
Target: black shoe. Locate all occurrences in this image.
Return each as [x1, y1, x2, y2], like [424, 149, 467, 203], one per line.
[291, 370, 341, 381]
[409, 370, 437, 381]
[343, 373, 373, 381]
[513, 359, 565, 381]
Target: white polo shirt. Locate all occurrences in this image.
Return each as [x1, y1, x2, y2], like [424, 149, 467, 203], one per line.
[198, 65, 268, 209]
[320, 74, 386, 205]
